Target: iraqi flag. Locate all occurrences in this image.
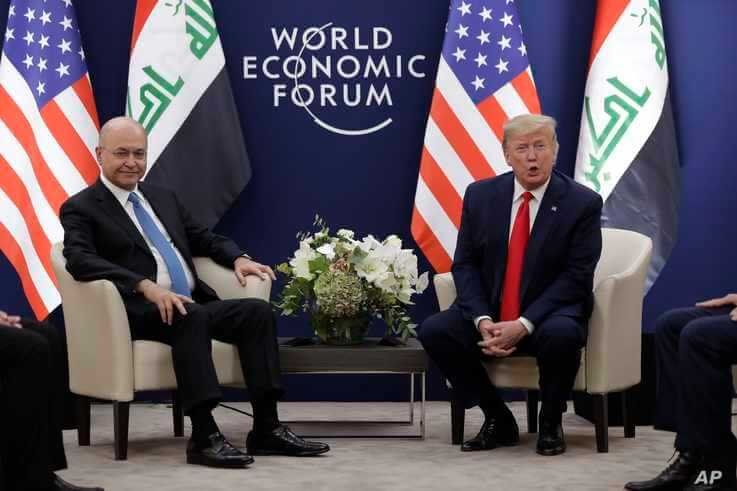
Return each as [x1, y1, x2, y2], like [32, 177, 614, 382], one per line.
[127, 0, 250, 227]
[574, 0, 680, 292]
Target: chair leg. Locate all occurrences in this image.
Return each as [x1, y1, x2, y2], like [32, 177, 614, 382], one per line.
[450, 391, 465, 445]
[622, 388, 636, 438]
[113, 401, 130, 460]
[76, 395, 91, 446]
[173, 391, 184, 437]
[526, 390, 539, 433]
[592, 394, 609, 453]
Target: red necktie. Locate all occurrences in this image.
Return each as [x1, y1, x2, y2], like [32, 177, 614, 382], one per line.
[500, 191, 533, 321]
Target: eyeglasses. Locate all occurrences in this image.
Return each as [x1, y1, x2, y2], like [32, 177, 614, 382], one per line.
[103, 148, 147, 160]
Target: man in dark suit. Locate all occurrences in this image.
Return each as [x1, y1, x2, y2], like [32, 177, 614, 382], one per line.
[419, 114, 602, 456]
[60, 117, 329, 468]
[0, 310, 103, 490]
[625, 295, 737, 490]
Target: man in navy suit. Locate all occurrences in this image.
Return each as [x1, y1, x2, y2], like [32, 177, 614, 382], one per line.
[419, 114, 602, 456]
[625, 295, 737, 490]
[60, 117, 329, 469]
[0, 310, 102, 490]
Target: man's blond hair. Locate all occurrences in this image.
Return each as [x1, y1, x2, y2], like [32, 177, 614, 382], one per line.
[502, 114, 558, 150]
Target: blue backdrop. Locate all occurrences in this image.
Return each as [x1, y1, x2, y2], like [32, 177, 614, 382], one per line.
[1, 0, 735, 401]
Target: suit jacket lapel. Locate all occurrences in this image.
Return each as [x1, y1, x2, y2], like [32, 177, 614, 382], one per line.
[93, 180, 150, 254]
[489, 176, 514, 304]
[520, 172, 567, 299]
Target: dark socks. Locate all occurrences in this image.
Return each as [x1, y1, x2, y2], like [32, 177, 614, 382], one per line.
[251, 396, 280, 434]
[479, 397, 514, 423]
[189, 404, 219, 445]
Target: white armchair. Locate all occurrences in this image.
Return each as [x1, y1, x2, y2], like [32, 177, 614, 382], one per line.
[50, 242, 271, 460]
[432, 228, 652, 452]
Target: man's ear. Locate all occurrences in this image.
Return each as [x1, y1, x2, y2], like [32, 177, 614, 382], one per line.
[95, 147, 103, 165]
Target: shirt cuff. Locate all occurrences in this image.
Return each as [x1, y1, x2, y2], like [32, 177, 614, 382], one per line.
[239, 253, 252, 260]
[474, 315, 493, 330]
[518, 316, 535, 334]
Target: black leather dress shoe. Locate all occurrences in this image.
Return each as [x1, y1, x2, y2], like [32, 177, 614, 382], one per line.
[186, 432, 254, 468]
[536, 419, 566, 456]
[51, 475, 103, 491]
[624, 451, 703, 490]
[460, 415, 519, 452]
[246, 425, 330, 456]
[683, 452, 737, 490]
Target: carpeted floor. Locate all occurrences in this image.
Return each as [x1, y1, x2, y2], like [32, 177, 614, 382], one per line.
[56, 401, 736, 491]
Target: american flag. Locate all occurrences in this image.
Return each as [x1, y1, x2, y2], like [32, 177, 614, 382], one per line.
[0, 0, 99, 318]
[412, 0, 540, 272]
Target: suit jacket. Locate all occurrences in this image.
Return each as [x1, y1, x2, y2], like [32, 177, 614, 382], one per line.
[60, 180, 245, 318]
[451, 169, 603, 329]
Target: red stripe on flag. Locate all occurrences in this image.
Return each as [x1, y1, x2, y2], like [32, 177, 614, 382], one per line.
[131, 0, 158, 52]
[588, 0, 630, 68]
[72, 77, 100, 129]
[430, 91, 495, 181]
[0, 86, 68, 213]
[411, 208, 453, 273]
[0, 156, 55, 286]
[511, 71, 541, 114]
[476, 95, 508, 143]
[0, 222, 48, 318]
[41, 101, 99, 185]
[419, 149, 463, 228]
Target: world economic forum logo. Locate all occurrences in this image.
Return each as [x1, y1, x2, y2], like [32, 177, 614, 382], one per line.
[243, 23, 427, 136]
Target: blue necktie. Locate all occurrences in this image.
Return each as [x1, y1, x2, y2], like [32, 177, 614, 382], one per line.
[128, 192, 190, 296]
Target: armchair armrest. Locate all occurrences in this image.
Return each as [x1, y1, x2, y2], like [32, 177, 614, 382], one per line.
[433, 272, 456, 311]
[193, 257, 271, 302]
[585, 241, 652, 394]
[51, 243, 134, 401]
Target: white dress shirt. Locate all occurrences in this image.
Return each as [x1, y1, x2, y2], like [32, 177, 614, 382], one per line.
[100, 174, 196, 292]
[474, 176, 551, 334]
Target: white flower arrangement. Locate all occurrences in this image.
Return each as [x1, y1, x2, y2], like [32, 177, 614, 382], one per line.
[276, 216, 429, 341]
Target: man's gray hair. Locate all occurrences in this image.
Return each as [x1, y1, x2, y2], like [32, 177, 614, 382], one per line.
[502, 114, 558, 149]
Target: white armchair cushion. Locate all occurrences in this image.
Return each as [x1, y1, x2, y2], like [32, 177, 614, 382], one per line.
[132, 341, 178, 391]
[485, 353, 586, 391]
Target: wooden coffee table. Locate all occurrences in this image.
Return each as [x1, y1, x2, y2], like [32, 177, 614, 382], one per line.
[277, 337, 428, 438]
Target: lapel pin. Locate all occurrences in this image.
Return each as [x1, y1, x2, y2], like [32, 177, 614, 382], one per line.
[551, 206, 558, 212]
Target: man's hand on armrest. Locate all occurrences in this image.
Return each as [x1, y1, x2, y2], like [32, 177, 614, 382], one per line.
[135, 279, 193, 325]
[233, 257, 276, 286]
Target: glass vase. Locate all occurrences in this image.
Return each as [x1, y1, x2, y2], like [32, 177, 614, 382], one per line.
[310, 310, 371, 345]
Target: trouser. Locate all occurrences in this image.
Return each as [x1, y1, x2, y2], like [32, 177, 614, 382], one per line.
[419, 307, 584, 421]
[653, 306, 737, 453]
[0, 320, 68, 491]
[129, 298, 283, 414]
